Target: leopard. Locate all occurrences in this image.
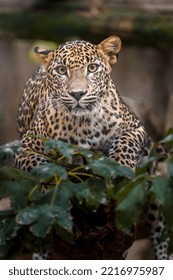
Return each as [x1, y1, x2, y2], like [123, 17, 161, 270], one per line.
[15, 35, 170, 260]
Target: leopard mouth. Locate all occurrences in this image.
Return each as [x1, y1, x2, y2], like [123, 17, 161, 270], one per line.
[67, 102, 95, 115]
[61, 97, 97, 115]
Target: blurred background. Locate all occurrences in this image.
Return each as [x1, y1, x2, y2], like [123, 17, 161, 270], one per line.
[0, 0, 173, 145]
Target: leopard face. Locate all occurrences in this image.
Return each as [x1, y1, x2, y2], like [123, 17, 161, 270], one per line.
[17, 35, 151, 168]
[35, 37, 121, 116]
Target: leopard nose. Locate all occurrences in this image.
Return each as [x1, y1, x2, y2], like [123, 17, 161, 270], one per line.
[69, 91, 86, 101]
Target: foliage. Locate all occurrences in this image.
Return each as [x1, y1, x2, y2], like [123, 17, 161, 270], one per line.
[0, 129, 173, 258]
[0, 2, 173, 47]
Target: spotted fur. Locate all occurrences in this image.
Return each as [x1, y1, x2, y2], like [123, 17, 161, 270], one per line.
[15, 36, 168, 259]
[16, 36, 152, 171]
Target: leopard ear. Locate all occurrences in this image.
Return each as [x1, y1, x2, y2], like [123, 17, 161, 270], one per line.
[34, 47, 53, 65]
[97, 35, 122, 65]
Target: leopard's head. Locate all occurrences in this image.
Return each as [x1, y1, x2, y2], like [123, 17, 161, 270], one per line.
[35, 35, 121, 115]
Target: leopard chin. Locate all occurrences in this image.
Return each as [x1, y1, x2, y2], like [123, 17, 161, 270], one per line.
[71, 105, 89, 116]
[65, 102, 96, 116]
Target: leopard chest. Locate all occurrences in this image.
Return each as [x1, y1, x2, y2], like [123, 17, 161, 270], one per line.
[45, 111, 120, 155]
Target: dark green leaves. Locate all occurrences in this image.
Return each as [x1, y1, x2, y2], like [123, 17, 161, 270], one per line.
[1, 131, 173, 258]
[115, 176, 146, 228]
[16, 204, 73, 240]
[31, 163, 67, 180]
[0, 167, 36, 210]
[167, 159, 173, 177]
[44, 139, 75, 162]
[0, 141, 21, 166]
[159, 128, 173, 144]
[0, 216, 21, 257]
[150, 177, 173, 228]
[86, 156, 134, 180]
[73, 178, 107, 209]
[0, 217, 20, 245]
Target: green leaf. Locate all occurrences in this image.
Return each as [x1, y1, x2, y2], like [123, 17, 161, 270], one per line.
[115, 179, 146, 229]
[74, 178, 107, 209]
[31, 163, 67, 180]
[44, 139, 75, 161]
[0, 166, 35, 182]
[150, 177, 173, 228]
[55, 207, 73, 232]
[54, 207, 74, 243]
[0, 217, 20, 245]
[55, 181, 75, 209]
[16, 206, 40, 225]
[159, 135, 173, 144]
[55, 226, 74, 244]
[0, 141, 21, 166]
[167, 159, 173, 177]
[115, 175, 147, 203]
[136, 156, 157, 175]
[159, 129, 173, 144]
[52, 183, 74, 242]
[0, 166, 37, 209]
[0, 181, 29, 210]
[30, 212, 54, 237]
[29, 187, 52, 203]
[75, 146, 99, 160]
[17, 205, 54, 237]
[31, 204, 73, 239]
[17, 204, 73, 239]
[28, 181, 74, 238]
[86, 156, 134, 180]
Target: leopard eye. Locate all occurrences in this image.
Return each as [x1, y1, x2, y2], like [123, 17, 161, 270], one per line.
[55, 65, 67, 75]
[87, 63, 99, 73]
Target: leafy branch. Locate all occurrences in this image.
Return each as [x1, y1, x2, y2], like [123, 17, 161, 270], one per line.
[0, 129, 173, 258]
